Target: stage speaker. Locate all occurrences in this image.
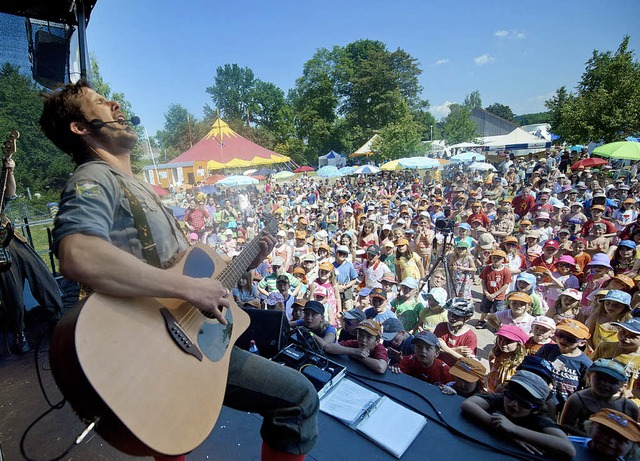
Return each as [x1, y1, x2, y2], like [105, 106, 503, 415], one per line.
[33, 30, 68, 89]
[237, 308, 290, 358]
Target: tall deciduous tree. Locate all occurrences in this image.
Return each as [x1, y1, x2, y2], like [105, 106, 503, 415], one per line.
[464, 90, 482, 110]
[546, 36, 640, 143]
[0, 63, 73, 191]
[441, 104, 478, 144]
[374, 97, 425, 161]
[206, 64, 256, 122]
[155, 103, 203, 160]
[484, 102, 515, 122]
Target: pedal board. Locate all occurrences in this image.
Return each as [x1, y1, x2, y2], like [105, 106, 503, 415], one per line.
[272, 344, 346, 398]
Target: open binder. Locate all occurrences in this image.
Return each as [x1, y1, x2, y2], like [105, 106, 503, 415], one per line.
[319, 378, 427, 458]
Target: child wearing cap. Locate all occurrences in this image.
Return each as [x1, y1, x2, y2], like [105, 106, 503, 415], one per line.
[364, 288, 398, 324]
[416, 287, 448, 332]
[592, 318, 640, 397]
[323, 319, 389, 374]
[581, 253, 612, 314]
[338, 308, 366, 342]
[449, 241, 476, 299]
[461, 370, 576, 458]
[570, 237, 590, 282]
[309, 261, 341, 327]
[390, 277, 423, 332]
[560, 359, 639, 437]
[487, 291, 535, 335]
[394, 238, 424, 282]
[440, 357, 486, 398]
[379, 272, 398, 304]
[536, 319, 593, 413]
[291, 300, 337, 345]
[477, 250, 513, 329]
[586, 222, 611, 256]
[290, 299, 306, 321]
[547, 288, 584, 323]
[488, 325, 529, 391]
[580, 408, 640, 460]
[265, 292, 285, 311]
[391, 331, 452, 386]
[434, 298, 478, 367]
[586, 289, 633, 349]
[381, 317, 415, 365]
[610, 240, 640, 276]
[541, 255, 580, 307]
[524, 315, 556, 355]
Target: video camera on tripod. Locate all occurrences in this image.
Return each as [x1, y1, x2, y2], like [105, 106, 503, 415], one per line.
[434, 205, 454, 234]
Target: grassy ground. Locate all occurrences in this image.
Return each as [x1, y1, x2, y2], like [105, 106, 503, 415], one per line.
[13, 220, 57, 272]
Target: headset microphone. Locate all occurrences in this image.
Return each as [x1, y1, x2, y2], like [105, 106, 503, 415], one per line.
[89, 116, 141, 129]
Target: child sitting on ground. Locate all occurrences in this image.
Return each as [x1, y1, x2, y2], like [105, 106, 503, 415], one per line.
[559, 358, 638, 437]
[487, 325, 529, 392]
[460, 370, 576, 459]
[381, 317, 415, 365]
[434, 298, 478, 367]
[416, 287, 447, 332]
[391, 330, 452, 386]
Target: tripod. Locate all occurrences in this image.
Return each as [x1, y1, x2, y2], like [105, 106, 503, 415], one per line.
[419, 229, 455, 299]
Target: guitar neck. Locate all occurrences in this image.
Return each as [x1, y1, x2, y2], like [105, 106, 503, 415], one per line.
[215, 228, 268, 291]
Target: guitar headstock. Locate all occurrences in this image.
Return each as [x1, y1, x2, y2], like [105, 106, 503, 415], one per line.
[3, 131, 20, 161]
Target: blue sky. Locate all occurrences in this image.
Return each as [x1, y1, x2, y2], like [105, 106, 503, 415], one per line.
[83, 0, 639, 136]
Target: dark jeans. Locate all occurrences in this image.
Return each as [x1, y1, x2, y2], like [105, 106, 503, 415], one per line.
[0, 238, 63, 333]
[224, 346, 319, 454]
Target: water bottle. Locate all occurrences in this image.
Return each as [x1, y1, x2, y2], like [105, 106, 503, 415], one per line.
[249, 340, 259, 355]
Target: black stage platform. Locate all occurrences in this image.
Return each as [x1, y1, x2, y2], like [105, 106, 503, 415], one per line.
[1, 332, 597, 461]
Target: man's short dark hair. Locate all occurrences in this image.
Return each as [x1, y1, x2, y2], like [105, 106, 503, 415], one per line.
[40, 80, 93, 164]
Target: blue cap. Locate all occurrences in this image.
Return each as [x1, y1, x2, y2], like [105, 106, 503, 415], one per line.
[303, 300, 325, 315]
[457, 223, 471, 230]
[602, 290, 632, 307]
[414, 330, 440, 348]
[612, 318, 640, 334]
[619, 240, 637, 250]
[358, 287, 372, 297]
[589, 359, 628, 382]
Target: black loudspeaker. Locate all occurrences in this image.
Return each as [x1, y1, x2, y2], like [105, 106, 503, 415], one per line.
[33, 30, 68, 90]
[237, 308, 290, 358]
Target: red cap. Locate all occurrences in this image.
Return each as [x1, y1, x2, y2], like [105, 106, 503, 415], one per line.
[543, 240, 559, 249]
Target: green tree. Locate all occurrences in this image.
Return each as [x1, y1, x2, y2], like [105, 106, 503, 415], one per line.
[484, 102, 516, 122]
[155, 103, 202, 161]
[374, 97, 425, 161]
[550, 36, 640, 143]
[205, 64, 256, 122]
[515, 112, 551, 126]
[441, 104, 477, 144]
[249, 80, 295, 142]
[464, 90, 482, 110]
[0, 63, 74, 191]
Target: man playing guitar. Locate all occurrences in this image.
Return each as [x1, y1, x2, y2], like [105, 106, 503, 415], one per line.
[40, 81, 318, 461]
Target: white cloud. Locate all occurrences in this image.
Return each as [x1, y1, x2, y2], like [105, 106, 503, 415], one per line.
[430, 58, 450, 67]
[495, 30, 525, 40]
[430, 101, 454, 119]
[473, 54, 495, 66]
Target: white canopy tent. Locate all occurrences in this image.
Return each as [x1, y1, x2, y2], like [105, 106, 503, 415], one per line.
[318, 150, 346, 168]
[480, 128, 551, 156]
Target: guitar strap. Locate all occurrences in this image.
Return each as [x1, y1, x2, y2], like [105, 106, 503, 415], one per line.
[120, 181, 162, 269]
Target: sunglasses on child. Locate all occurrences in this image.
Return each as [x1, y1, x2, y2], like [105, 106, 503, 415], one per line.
[503, 389, 539, 410]
[554, 331, 580, 344]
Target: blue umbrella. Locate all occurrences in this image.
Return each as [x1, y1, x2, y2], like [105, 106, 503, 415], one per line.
[626, 136, 639, 143]
[399, 157, 440, 169]
[353, 165, 380, 175]
[198, 185, 217, 194]
[317, 165, 341, 177]
[217, 175, 259, 187]
[569, 145, 584, 152]
[449, 151, 485, 163]
[338, 166, 355, 176]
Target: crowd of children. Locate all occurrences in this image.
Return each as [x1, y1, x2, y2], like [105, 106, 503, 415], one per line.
[177, 152, 640, 459]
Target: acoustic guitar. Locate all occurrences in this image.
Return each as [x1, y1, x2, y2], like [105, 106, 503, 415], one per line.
[0, 130, 19, 272]
[50, 217, 275, 457]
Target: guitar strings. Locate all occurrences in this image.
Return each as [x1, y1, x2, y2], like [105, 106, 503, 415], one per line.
[175, 229, 266, 331]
